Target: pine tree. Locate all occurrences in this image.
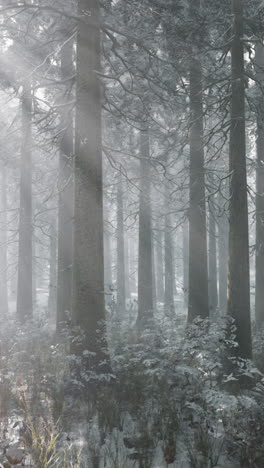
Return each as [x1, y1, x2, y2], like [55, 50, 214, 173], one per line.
[227, 0, 252, 358]
[208, 195, 218, 316]
[17, 82, 33, 320]
[137, 130, 153, 326]
[72, 0, 107, 362]
[116, 173, 126, 317]
[255, 42, 264, 327]
[56, 39, 74, 331]
[188, 52, 209, 322]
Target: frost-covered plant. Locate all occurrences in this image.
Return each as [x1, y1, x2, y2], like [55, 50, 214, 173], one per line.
[1, 311, 264, 467]
[223, 396, 264, 467]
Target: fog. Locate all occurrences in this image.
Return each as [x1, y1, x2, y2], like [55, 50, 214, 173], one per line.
[0, 1, 262, 467]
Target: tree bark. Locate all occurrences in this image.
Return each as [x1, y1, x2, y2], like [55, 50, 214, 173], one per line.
[164, 213, 175, 315]
[48, 220, 57, 315]
[152, 229, 157, 308]
[72, 0, 107, 360]
[137, 130, 153, 326]
[125, 233, 130, 300]
[56, 40, 74, 331]
[129, 236, 137, 295]
[208, 197, 218, 317]
[172, 234, 178, 296]
[156, 229, 164, 303]
[255, 42, 264, 327]
[218, 190, 228, 314]
[188, 56, 209, 322]
[227, 0, 252, 358]
[116, 174, 126, 317]
[104, 224, 112, 304]
[17, 82, 33, 320]
[182, 221, 189, 306]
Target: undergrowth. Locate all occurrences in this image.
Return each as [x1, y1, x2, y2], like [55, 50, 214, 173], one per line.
[0, 313, 263, 466]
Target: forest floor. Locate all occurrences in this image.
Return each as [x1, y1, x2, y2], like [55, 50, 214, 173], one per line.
[0, 294, 263, 467]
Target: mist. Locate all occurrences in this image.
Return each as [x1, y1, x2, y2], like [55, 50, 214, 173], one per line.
[0, 0, 262, 467]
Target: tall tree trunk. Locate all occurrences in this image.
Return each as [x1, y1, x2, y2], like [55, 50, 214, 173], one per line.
[129, 236, 137, 295]
[172, 234, 178, 296]
[137, 130, 153, 326]
[227, 0, 252, 358]
[156, 229, 164, 303]
[48, 220, 57, 315]
[255, 42, 264, 327]
[73, 0, 107, 361]
[188, 56, 209, 322]
[104, 228, 113, 293]
[208, 197, 218, 317]
[56, 40, 74, 331]
[218, 191, 228, 314]
[125, 233, 130, 300]
[116, 174, 126, 317]
[17, 82, 33, 320]
[152, 230, 157, 308]
[0, 168, 8, 316]
[182, 221, 189, 306]
[164, 213, 175, 314]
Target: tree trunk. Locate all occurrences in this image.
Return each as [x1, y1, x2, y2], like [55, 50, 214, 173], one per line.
[156, 229, 164, 303]
[152, 230, 157, 308]
[137, 130, 153, 326]
[56, 40, 74, 331]
[172, 234, 178, 296]
[227, 0, 252, 358]
[48, 220, 57, 315]
[208, 197, 218, 317]
[255, 42, 264, 327]
[129, 236, 137, 295]
[125, 233, 130, 300]
[72, 0, 107, 361]
[164, 214, 175, 315]
[17, 82, 33, 320]
[104, 226, 112, 305]
[182, 221, 189, 306]
[188, 56, 209, 322]
[218, 190, 228, 314]
[0, 168, 8, 316]
[116, 174, 126, 317]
